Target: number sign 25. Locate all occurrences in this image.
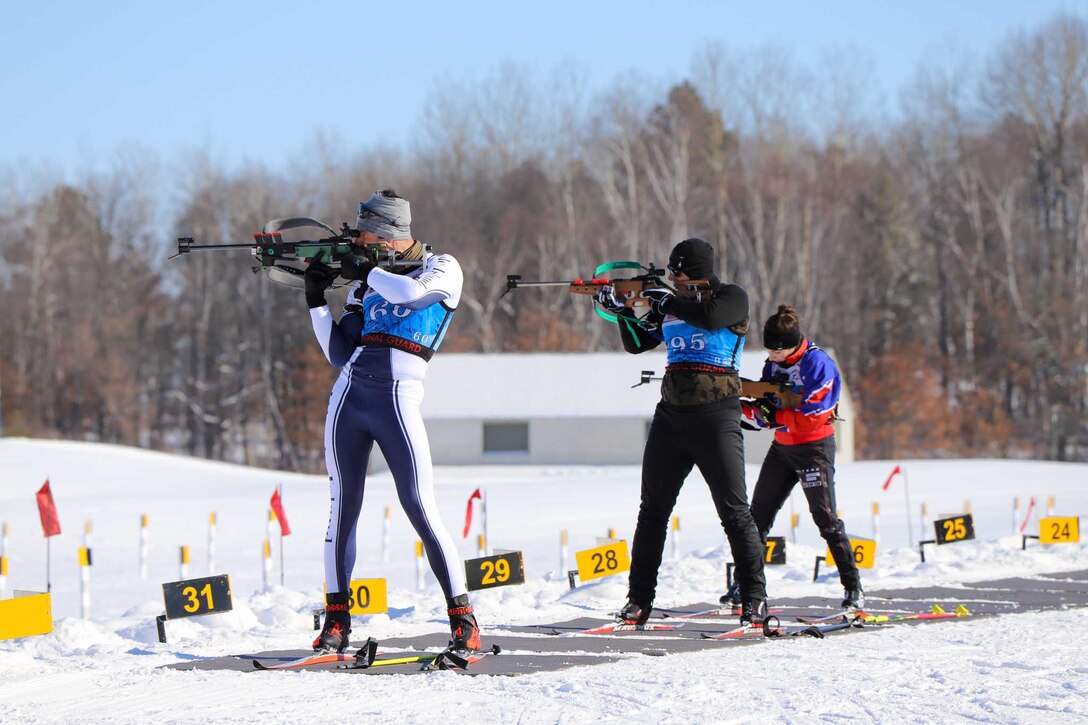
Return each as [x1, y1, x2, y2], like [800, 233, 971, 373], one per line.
[934, 514, 976, 545]
[162, 575, 232, 620]
[465, 551, 526, 592]
[575, 540, 631, 582]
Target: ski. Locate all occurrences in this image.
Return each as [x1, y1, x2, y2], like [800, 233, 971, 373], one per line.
[338, 637, 502, 671]
[765, 615, 855, 639]
[661, 606, 786, 621]
[794, 610, 869, 624]
[860, 604, 971, 624]
[576, 621, 685, 635]
[700, 622, 765, 640]
[252, 651, 355, 670]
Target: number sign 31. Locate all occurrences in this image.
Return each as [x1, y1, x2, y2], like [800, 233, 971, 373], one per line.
[162, 575, 233, 620]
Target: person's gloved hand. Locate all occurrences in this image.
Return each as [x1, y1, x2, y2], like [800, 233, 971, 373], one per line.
[340, 254, 376, 282]
[640, 288, 674, 317]
[594, 285, 626, 311]
[304, 252, 340, 308]
[746, 397, 779, 429]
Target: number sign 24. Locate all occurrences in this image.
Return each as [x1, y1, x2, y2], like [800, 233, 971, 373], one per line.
[575, 540, 631, 582]
[1040, 517, 1080, 544]
[465, 551, 526, 591]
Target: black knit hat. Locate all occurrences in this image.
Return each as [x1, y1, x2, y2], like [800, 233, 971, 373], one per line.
[667, 238, 717, 280]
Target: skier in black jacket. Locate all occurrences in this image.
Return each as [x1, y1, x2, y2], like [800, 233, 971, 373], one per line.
[598, 238, 768, 624]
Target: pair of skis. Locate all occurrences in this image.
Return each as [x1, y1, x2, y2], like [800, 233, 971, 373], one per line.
[252, 637, 501, 672]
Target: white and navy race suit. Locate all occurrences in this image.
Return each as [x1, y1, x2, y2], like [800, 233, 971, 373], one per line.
[309, 252, 466, 598]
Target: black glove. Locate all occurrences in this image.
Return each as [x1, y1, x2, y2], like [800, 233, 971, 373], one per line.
[304, 252, 339, 308]
[340, 254, 376, 282]
[640, 288, 674, 317]
[748, 397, 779, 428]
[594, 285, 626, 311]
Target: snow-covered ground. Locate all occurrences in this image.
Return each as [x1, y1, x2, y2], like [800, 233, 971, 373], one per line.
[1, 437, 1086, 723]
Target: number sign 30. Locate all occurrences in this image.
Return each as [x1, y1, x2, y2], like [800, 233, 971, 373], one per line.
[162, 575, 233, 620]
[934, 514, 976, 545]
[465, 551, 526, 591]
[575, 540, 631, 582]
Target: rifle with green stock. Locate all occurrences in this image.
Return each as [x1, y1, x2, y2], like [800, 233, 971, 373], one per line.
[171, 216, 427, 289]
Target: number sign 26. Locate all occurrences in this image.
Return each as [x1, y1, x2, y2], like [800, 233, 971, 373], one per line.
[162, 575, 233, 620]
[575, 540, 631, 582]
[825, 538, 876, 569]
[934, 514, 976, 545]
[465, 551, 526, 592]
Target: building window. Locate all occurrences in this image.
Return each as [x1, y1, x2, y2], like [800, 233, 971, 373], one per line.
[483, 422, 529, 453]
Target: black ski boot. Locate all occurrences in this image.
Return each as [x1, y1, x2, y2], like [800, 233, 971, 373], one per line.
[313, 591, 351, 653]
[740, 598, 767, 625]
[719, 581, 742, 613]
[447, 594, 482, 652]
[616, 599, 652, 625]
[842, 586, 865, 611]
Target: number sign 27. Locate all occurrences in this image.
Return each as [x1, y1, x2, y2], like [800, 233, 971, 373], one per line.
[575, 540, 631, 582]
[465, 551, 526, 592]
[934, 514, 976, 545]
[162, 575, 233, 620]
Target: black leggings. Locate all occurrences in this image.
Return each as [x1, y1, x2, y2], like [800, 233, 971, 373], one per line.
[627, 398, 767, 605]
[750, 436, 860, 589]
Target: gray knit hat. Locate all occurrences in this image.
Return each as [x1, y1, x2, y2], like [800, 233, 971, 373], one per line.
[356, 189, 412, 241]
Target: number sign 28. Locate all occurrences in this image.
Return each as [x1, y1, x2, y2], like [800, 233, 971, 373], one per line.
[575, 540, 631, 582]
[934, 514, 976, 545]
[162, 575, 232, 620]
[465, 551, 526, 592]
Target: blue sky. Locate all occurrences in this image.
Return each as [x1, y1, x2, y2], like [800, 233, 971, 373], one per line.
[3, 0, 1085, 176]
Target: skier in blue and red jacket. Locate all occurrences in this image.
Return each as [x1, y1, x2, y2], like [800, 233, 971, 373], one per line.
[740, 304, 863, 610]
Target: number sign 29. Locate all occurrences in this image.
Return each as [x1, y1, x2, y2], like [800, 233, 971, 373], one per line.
[162, 575, 232, 620]
[934, 514, 975, 545]
[465, 551, 526, 592]
[575, 540, 631, 582]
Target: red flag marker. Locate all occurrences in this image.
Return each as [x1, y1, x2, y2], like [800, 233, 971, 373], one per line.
[881, 465, 902, 491]
[270, 488, 292, 536]
[462, 488, 482, 538]
[36, 479, 61, 537]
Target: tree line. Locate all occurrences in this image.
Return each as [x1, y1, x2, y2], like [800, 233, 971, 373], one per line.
[1, 14, 1085, 467]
